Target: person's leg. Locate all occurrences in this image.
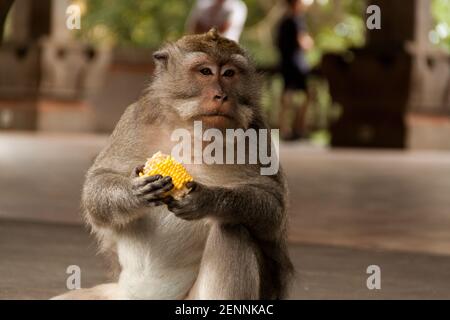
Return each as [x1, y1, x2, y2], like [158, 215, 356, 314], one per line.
[279, 89, 294, 138]
[292, 89, 310, 137]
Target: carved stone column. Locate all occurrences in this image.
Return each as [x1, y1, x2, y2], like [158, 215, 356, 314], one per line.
[0, 0, 110, 131]
[322, 0, 450, 149]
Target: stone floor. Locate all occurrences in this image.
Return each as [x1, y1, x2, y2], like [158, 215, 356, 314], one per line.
[1, 132, 450, 299]
[2, 220, 450, 300]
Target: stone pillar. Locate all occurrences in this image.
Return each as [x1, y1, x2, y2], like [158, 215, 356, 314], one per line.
[322, 0, 450, 149]
[51, 0, 72, 42]
[0, 0, 14, 43]
[404, 0, 450, 149]
[0, 0, 48, 130]
[0, 0, 110, 131]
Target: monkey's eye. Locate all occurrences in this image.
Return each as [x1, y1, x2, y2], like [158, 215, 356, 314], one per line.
[200, 68, 213, 76]
[223, 69, 235, 77]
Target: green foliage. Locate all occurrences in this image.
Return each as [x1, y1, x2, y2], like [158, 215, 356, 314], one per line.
[79, 0, 195, 48]
[304, 0, 366, 66]
[79, 0, 368, 65]
[431, 0, 450, 51]
[79, 0, 450, 56]
[77, 0, 449, 144]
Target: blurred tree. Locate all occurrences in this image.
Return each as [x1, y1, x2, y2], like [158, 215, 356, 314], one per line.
[431, 0, 450, 51]
[77, 0, 368, 67]
[76, 0, 449, 144]
[78, 0, 449, 60]
[77, 0, 195, 48]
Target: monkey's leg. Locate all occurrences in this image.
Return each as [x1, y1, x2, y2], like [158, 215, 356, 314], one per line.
[188, 224, 261, 300]
[50, 283, 124, 300]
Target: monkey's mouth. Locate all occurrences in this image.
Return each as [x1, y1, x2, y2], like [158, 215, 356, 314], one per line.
[198, 112, 234, 121]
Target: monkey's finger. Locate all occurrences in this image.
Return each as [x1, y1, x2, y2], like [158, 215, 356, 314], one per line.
[134, 174, 163, 188]
[142, 183, 174, 201]
[186, 181, 198, 191]
[137, 178, 167, 194]
[143, 176, 172, 191]
[167, 201, 197, 216]
[165, 198, 183, 210]
[132, 165, 145, 177]
[143, 174, 165, 184]
[133, 177, 165, 196]
[162, 196, 175, 205]
[152, 182, 175, 196]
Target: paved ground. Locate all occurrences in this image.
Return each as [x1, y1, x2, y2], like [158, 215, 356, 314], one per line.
[282, 144, 450, 256]
[1, 132, 450, 299]
[2, 220, 450, 300]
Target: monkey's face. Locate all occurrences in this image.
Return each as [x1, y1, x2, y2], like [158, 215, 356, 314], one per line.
[180, 52, 254, 130]
[151, 31, 259, 131]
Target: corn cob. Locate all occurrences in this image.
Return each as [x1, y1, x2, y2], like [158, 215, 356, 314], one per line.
[139, 151, 193, 199]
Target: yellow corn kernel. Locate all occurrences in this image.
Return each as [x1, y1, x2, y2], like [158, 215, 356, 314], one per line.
[140, 152, 193, 198]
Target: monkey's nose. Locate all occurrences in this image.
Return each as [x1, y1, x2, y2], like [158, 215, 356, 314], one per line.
[214, 94, 228, 102]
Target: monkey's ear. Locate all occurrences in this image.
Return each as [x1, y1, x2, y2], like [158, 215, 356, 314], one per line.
[153, 50, 169, 69]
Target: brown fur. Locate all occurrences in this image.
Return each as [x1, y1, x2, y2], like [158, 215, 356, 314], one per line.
[52, 29, 293, 300]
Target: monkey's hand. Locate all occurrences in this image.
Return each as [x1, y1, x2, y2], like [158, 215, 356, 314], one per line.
[131, 165, 174, 207]
[164, 181, 215, 220]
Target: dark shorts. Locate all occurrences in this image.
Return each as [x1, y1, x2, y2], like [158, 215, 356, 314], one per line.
[281, 65, 308, 91]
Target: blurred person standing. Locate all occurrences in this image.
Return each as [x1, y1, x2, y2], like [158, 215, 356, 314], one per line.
[276, 0, 314, 140]
[186, 0, 247, 42]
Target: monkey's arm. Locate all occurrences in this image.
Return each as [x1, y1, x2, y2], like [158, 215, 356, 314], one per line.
[81, 103, 174, 228]
[82, 167, 139, 227]
[166, 174, 286, 238]
[82, 166, 173, 228]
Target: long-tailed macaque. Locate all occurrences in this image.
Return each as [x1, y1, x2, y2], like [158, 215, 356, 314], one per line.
[52, 29, 293, 300]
